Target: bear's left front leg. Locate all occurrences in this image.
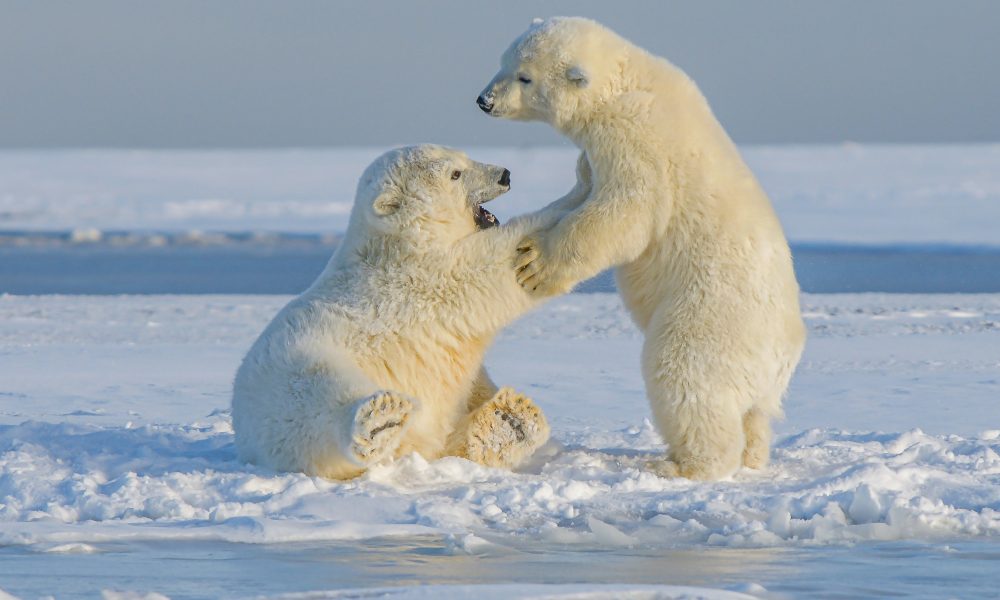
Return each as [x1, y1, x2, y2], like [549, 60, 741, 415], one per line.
[450, 387, 550, 469]
[514, 181, 659, 297]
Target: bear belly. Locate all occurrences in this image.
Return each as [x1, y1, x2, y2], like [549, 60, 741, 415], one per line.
[358, 334, 488, 458]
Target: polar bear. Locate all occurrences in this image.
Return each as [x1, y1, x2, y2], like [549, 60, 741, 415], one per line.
[232, 145, 557, 479]
[477, 17, 806, 480]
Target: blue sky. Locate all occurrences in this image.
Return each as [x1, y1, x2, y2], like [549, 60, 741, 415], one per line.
[1, 1, 997, 147]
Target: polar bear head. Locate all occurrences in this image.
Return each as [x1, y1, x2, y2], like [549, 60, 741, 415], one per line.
[348, 145, 510, 247]
[477, 17, 630, 129]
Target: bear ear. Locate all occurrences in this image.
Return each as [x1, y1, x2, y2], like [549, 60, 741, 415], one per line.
[566, 65, 589, 87]
[372, 190, 403, 216]
[531, 17, 544, 26]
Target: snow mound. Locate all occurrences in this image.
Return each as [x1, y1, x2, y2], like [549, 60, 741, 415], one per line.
[1, 416, 997, 549]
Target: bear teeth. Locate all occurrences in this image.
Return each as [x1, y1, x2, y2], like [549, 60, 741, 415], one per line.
[475, 205, 499, 229]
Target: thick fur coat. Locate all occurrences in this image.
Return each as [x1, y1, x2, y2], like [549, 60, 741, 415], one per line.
[479, 17, 806, 480]
[232, 146, 553, 479]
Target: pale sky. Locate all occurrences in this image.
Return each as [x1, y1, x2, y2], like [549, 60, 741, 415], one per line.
[1, 0, 998, 147]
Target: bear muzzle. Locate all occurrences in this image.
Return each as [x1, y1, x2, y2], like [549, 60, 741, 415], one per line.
[477, 94, 495, 114]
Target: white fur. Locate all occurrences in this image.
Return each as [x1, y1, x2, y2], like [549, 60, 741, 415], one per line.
[232, 145, 552, 479]
[480, 17, 807, 480]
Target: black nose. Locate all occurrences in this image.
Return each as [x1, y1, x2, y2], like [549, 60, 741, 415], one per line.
[477, 94, 494, 113]
[498, 169, 510, 187]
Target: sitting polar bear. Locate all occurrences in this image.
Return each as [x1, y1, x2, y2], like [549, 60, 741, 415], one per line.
[232, 145, 556, 479]
[477, 17, 806, 480]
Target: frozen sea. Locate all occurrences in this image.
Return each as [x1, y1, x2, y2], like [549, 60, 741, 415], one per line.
[1, 146, 999, 599]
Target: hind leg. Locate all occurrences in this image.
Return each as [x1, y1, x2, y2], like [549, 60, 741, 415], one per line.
[742, 407, 771, 470]
[641, 320, 746, 481]
[444, 367, 497, 456]
[270, 350, 418, 480]
[648, 390, 745, 480]
[345, 391, 414, 466]
[450, 387, 550, 469]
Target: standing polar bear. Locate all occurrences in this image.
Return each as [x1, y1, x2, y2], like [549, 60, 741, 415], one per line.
[232, 145, 555, 479]
[478, 17, 806, 480]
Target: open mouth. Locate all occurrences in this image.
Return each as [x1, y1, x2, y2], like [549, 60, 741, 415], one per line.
[474, 204, 499, 229]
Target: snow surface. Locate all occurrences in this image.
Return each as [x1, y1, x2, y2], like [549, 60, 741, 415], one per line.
[1, 292, 998, 557]
[2, 145, 999, 246]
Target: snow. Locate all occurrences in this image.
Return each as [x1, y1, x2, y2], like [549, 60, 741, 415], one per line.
[2, 144, 1000, 597]
[1, 292, 998, 559]
[2, 145, 999, 246]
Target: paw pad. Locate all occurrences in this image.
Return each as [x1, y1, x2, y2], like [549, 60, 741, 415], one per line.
[349, 391, 412, 465]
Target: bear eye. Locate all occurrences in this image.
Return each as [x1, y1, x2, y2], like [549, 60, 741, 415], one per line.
[517, 74, 532, 84]
[450, 170, 462, 180]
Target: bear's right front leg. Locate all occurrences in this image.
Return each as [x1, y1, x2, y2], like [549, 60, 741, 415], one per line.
[343, 391, 414, 466]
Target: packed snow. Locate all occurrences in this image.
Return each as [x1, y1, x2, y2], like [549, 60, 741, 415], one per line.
[1, 292, 998, 557]
[2, 145, 1000, 246]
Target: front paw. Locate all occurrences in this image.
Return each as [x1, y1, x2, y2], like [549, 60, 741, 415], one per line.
[514, 236, 571, 296]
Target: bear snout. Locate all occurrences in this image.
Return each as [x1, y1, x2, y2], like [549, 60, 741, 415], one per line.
[477, 94, 494, 113]
[498, 169, 510, 187]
